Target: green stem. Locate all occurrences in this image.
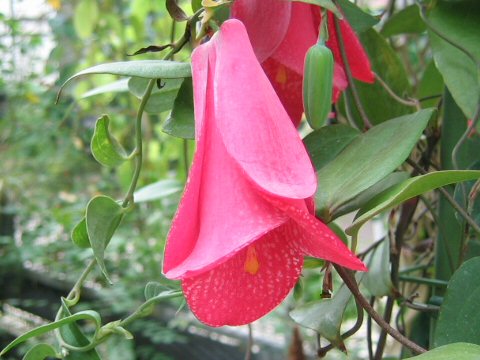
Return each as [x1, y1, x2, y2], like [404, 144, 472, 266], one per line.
[399, 275, 448, 288]
[122, 78, 156, 208]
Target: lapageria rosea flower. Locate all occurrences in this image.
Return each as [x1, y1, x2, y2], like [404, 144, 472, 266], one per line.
[163, 19, 366, 327]
[232, 0, 375, 126]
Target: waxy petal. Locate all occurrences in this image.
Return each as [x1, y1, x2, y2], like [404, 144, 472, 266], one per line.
[182, 222, 304, 326]
[213, 20, 317, 199]
[231, 0, 291, 63]
[326, 12, 374, 84]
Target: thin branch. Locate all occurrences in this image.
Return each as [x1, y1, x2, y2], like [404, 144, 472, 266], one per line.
[332, 13, 372, 129]
[244, 324, 253, 360]
[367, 297, 375, 360]
[374, 72, 420, 110]
[334, 265, 427, 354]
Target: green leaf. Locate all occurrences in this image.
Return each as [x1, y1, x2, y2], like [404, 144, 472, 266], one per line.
[342, 29, 412, 127]
[428, 1, 480, 119]
[91, 115, 127, 167]
[58, 301, 102, 360]
[86, 195, 125, 282]
[73, 0, 99, 39]
[290, 273, 363, 345]
[23, 343, 60, 360]
[191, 0, 202, 12]
[163, 78, 195, 139]
[303, 124, 360, 171]
[71, 218, 90, 248]
[336, 0, 379, 33]
[381, 5, 426, 37]
[315, 109, 434, 222]
[128, 77, 183, 114]
[334, 171, 410, 218]
[0, 310, 102, 357]
[434, 258, 480, 347]
[409, 343, 480, 360]
[291, 0, 343, 19]
[347, 170, 480, 236]
[417, 60, 444, 109]
[362, 237, 393, 297]
[81, 79, 130, 99]
[59, 60, 192, 100]
[133, 179, 182, 203]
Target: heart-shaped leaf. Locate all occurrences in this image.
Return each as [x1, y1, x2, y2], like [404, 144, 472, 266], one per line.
[71, 218, 90, 248]
[91, 115, 127, 167]
[163, 78, 195, 139]
[86, 195, 125, 282]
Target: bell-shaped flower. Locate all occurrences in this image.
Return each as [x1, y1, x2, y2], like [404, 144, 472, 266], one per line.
[163, 19, 366, 327]
[232, 1, 375, 126]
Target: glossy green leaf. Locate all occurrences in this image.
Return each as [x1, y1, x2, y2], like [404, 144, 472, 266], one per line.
[315, 109, 434, 222]
[362, 237, 393, 297]
[73, 0, 99, 39]
[128, 77, 183, 114]
[59, 60, 192, 100]
[417, 60, 444, 109]
[71, 218, 90, 248]
[347, 170, 480, 236]
[434, 258, 480, 347]
[346, 29, 412, 126]
[58, 300, 101, 360]
[428, 1, 480, 119]
[91, 115, 127, 167]
[163, 78, 195, 139]
[303, 124, 360, 171]
[381, 5, 426, 37]
[334, 171, 410, 218]
[81, 79, 130, 99]
[290, 273, 363, 345]
[291, 0, 342, 19]
[133, 179, 182, 203]
[336, 0, 379, 33]
[86, 195, 125, 282]
[0, 310, 101, 357]
[23, 343, 59, 360]
[409, 343, 480, 360]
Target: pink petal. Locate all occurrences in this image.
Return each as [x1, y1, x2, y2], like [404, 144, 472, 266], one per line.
[182, 223, 304, 326]
[213, 20, 317, 199]
[326, 12, 374, 84]
[261, 57, 304, 127]
[265, 196, 367, 271]
[270, 2, 318, 75]
[333, 63, 348, 102]
[231, 0, 291, 63]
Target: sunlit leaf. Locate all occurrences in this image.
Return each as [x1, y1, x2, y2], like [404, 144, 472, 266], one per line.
[73, 0, 98, 39]
[133, 179, 182, 203]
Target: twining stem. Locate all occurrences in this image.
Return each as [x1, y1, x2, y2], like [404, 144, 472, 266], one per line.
[334, 265, 427, 355]
[452, 101, 480, 171]
[332, 12, 372, 129]
[244, 324, 253, 360]
[374, 72, 420, 109]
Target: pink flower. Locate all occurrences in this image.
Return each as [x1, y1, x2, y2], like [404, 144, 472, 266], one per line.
[232, 1, 375, 126]
[163, 19, 366, 327]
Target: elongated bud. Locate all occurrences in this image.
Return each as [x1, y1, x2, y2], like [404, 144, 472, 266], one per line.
[303, 42, 334, 129]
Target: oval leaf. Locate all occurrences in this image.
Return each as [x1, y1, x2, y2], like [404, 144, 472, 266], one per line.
[362, 236, 393, 297]
[347, 170, 480, 236]
[23, 344, 59, 360]
[291, 0, 343, 19]
[315, 108, 434, 221]
[381, 5, 426, 37]
[73, 0, 99, 39]
[86, 195, 125, 282]
[91, 115, 127, 167]
[71, 218, 90, 249]
[133, 179, 182, 203]
[434, 258, 480, 347]
[336, 0, 379, 33]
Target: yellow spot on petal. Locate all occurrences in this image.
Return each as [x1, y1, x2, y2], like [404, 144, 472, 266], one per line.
[244, 245, 260, 275]
[275, 65, 288, 85]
